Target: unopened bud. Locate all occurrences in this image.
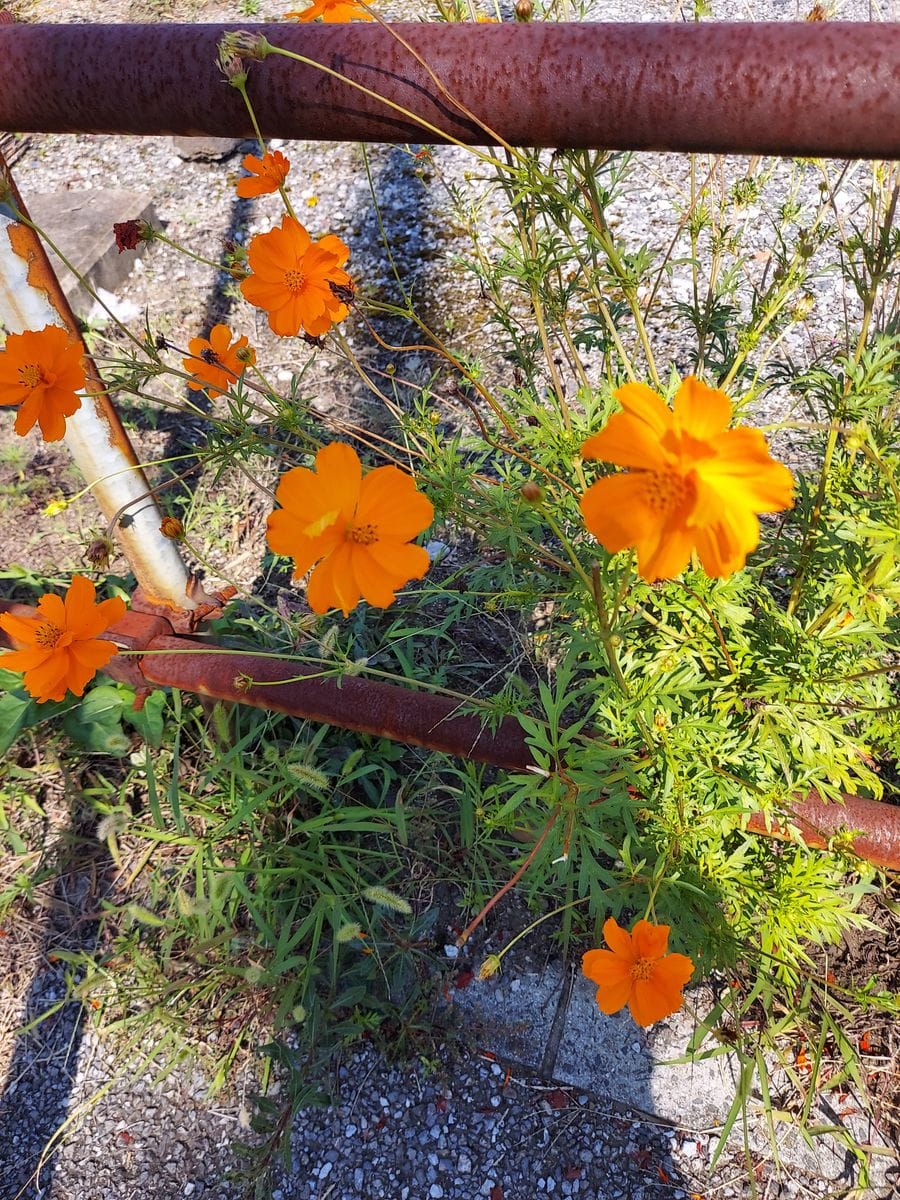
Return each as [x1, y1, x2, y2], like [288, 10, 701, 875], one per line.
[520, 481, 543, 504]
[653, 709, 668, 730]
[791, 292, 815, 322]
[515, 0, 533, 19]
[233, 673, 253, 693]
[159, 516, 184, 540]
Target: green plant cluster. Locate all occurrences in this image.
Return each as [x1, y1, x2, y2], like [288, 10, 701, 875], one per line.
[0, 28, 898, 1190]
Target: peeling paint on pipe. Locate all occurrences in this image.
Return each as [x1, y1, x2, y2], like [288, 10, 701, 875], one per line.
[0, 158, 196, 612]
[0, 23, 898, 158]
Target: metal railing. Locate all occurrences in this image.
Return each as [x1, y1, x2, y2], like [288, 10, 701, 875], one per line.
[1, 19, 898, 867]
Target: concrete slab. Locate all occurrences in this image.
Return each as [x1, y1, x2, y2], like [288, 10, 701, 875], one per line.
[453, 965, 897, 1190]
[23, 189, 157, 316]
[170, 135, 242, 162]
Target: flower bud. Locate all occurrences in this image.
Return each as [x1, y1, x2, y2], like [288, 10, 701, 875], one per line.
[159, 516, 184, 540]
[520, 481, 543, 504]
[515, 0, 533, 19]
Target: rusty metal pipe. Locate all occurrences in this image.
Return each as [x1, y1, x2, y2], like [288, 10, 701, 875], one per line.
[0, 23, 898, 158]
[3, 600, 897, 869]
[139, 633, 533, 770]
[745, 797, 900, 873]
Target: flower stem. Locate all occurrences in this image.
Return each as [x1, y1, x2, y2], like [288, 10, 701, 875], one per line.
[455, 809, 558, 948]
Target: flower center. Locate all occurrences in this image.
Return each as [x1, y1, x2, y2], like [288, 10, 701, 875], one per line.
[631, 957, 655, 983]
[34, 621, 63, 648]
[640, 468, 694, 514]
[284, 268, 307, 294]
[346, 522, 378, 546]
[200, 348, 220, 365]
[18, 363, 46, 389]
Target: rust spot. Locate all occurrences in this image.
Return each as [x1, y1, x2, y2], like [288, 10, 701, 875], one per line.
[7, 220, 70, 319]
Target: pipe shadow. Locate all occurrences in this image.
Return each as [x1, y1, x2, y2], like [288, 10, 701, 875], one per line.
[0, 784, 113, 1200]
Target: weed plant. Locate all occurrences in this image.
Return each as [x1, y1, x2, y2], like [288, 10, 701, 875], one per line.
[0, 8, 898, 1192]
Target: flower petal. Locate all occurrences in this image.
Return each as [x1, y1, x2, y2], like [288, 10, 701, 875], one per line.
[36, 593, 66, 627]
[582, 946, 623, 986]
[313, 443, 363, 520]
[306, 542, 361, 617]
[702, 428, 795, 513]
[356, 466, 434, 539]
[12, 390, 43, 437]
[631, 920, 670, 960]
[66, 638, 118, 694]
[266, 509, 341, 577]
[693, 503, 760, 578]
[602, 916, 634, 959]
[21, 652, 72, 703]
[585, 957, 635, 1015]
[365, 540, 431, 588]
[580, 473, 660, 554]
[0, 610, 43, 644]
[316, 233, 350, 266]
[673, 376, 733, 440]
[582, 405, 671, 471]
[63, 574, 97, 628]
[353, 546, 407, 609]
[637, 522, 695, 583]
[0, 643, 51, 672]
[629, 977, 683, 1027]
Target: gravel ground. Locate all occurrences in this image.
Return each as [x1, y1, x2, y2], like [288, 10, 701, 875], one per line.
[2, 2, 898, 1199]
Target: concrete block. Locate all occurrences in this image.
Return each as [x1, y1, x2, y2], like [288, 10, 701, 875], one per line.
[170, 136, 242, 162]
[453, 965, 895, 1189]
[23, 189, 157, 317]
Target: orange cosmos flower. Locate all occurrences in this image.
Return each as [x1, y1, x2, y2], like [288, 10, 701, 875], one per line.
[582, 917, 694, 1027]
[183, 324, 255, 398]
[267, 442, 434, 617]
[0, 324, 87, 442]
[236, 150, 291, 199]
[579, 377, 794, 582]
[240, 216, 353, 339]
[284, 0, 373, 20]
[0, 575, 126, 703]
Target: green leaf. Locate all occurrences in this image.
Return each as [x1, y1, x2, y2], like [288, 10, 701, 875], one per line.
[63, 712, 130, 756]
[127, 689, 166, 748]
[0, 691, 33, 756]
[78, 684, 126, 725]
